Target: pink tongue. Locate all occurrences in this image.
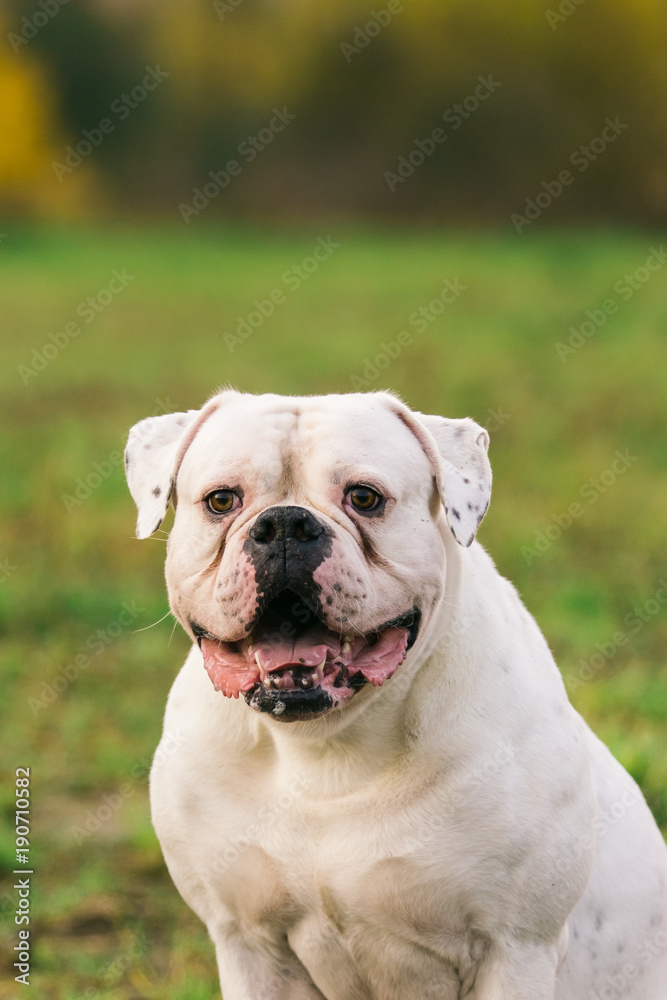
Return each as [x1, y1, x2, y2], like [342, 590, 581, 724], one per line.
[254, 631, 337, 672]
[199, 624, 343, 699]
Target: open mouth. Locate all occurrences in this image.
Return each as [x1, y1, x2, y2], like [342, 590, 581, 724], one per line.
[191, 590, 420, 720]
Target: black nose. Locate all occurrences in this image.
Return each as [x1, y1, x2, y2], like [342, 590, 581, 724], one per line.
[249, 506, 325, 545]
[244, 506, 332, 614]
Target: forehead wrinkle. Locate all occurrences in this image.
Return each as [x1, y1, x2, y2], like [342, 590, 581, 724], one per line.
[185, 407, 302, 493]
[272, 413, 331, 503]
[258, 408, 301, 499]
[275, 446, 294, 498]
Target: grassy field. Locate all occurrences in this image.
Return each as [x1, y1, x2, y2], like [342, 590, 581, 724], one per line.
[1, 222, 666, 998]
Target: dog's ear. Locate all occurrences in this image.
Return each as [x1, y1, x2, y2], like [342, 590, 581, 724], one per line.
[125, 392, 231, 538]
[124, 410, 201, 538]
[414, 414, 492, 547]
[383, 394, 492, 546]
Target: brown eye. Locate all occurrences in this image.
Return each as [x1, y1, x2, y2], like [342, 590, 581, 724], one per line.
[347, 485, 383, 512]
[206, 490, 239, 515]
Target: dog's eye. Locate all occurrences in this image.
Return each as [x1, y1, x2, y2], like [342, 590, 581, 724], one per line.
[206, 490, 240, 515]
[346, 485, 383, 512]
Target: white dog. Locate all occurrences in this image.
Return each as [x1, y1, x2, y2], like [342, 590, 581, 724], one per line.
[125, 390, 667, 1000]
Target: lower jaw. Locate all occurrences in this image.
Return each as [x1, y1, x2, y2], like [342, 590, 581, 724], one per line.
[243, 674, 365, 721]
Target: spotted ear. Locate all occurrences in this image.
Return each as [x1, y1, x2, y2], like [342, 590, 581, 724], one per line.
[124, 410, 201, 538]
[414, 414, 492, 547]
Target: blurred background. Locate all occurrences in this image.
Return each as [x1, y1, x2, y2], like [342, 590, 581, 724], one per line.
[2, 0, 667, 223]
[1, 1, 667, 997]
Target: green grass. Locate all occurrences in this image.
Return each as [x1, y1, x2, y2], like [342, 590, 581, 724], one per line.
[1, 221, 667, 998]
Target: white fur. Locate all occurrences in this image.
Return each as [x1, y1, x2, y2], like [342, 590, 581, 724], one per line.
[126, 390, 667, 1000]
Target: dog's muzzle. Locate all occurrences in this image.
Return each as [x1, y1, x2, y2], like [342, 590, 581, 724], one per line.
[192, 505, 421, 721]
[194, 594, 420, 722]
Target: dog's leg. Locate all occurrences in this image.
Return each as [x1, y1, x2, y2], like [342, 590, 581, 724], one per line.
[213, 930, 327, 1000]
[463, 939, 561, 1000]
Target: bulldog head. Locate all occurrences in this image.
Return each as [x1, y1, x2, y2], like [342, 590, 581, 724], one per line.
[125, 391, 491, 722]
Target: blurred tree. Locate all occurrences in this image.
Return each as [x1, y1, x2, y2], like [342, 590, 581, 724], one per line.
[2, 0, 667, 222]
[0, 34, 54, 202]
[0, 14, 98, 217]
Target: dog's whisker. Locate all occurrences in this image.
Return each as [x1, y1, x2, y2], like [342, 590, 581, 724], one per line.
[133, 609, 174, 633]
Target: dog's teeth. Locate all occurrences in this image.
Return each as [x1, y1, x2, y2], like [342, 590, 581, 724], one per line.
[310, 671, 318, 683]
[263, 676, 272, 689]
[254, 652, 263, 669]
[301, 677, 310, 688]
[341, 641, 351, 654]
[343, 634, 353, 642]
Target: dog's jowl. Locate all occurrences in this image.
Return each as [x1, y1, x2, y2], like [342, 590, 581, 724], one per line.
[125, 390, 667, 1000]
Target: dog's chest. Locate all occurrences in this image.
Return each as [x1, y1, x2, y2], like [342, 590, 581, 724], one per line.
[205, 785, 487, 999]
